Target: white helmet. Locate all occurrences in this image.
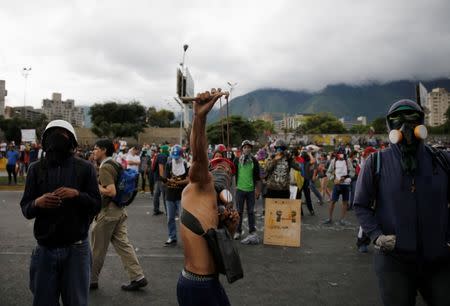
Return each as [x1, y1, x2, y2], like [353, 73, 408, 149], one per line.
[42, 120, 78, 150]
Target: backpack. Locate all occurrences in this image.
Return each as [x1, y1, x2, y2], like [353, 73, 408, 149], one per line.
[104, 160, 139, 207]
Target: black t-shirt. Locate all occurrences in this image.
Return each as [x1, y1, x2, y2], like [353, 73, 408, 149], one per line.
[154, 154, 168, 181]
[165, 160, 188, 201]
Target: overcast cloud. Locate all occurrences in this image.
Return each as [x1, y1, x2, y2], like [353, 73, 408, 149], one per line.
[1, 0, 450, 110]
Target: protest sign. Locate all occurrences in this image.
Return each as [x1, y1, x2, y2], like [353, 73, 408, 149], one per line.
[263, 198, 301, 247]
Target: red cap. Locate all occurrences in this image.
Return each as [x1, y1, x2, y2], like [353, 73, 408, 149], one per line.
[362, 146, 377, 157]
[210, 157, 236, 174]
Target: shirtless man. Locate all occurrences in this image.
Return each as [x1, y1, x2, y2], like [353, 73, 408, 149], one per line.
[177, 88, 239, 306]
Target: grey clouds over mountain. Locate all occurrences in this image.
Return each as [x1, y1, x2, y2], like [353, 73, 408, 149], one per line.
[1, 0, 449, 109]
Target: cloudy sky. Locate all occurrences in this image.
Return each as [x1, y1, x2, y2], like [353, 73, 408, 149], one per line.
[1, 0, 449, 110]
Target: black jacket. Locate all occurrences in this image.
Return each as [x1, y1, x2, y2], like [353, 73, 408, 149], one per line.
[20, 156, 101, 247]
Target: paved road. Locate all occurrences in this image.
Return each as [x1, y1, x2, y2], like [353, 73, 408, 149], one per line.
[0, 190, 418, 306]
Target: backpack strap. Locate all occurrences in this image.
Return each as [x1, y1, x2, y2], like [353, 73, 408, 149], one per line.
[104, 159, 123, 180]
[370, 150, 382, 210]
[425, 145, 450, 176]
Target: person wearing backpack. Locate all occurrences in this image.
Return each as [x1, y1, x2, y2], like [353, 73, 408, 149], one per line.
[20, 120, 101, 306]
[162, 144, 189, 246]
[264, 139, 302, 199]
[323, 150, 355, 225]
[90, 139, 148, 291]
[354, 99, 450, 306]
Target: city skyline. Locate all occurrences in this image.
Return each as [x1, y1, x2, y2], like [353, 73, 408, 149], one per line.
[1, 0, 449, 110]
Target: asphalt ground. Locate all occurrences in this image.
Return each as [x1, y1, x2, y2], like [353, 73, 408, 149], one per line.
[0, 190, 426, 306]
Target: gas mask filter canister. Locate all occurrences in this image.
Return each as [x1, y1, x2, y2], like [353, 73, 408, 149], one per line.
[388, 124, 428, 144]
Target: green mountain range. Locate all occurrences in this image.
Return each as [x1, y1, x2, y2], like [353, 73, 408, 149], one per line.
[208, 79, 450, 123]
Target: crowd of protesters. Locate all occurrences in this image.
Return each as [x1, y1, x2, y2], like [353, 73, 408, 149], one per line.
[24, 134, 439, 250]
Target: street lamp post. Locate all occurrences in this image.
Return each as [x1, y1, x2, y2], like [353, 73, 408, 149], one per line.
[180, 44, 189, 98]
[22, 67, 32, 108]
[179, 44, 190, 131]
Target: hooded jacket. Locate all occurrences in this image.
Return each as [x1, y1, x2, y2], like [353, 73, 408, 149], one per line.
[354, 99, 450, 262]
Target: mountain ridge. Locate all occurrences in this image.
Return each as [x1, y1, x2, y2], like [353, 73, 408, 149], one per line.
[208, 79, 450, 122]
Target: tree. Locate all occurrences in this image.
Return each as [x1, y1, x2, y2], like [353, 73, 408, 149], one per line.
[206, 116, 256, 147]
[348, 124, 370, 134]
[295, 113, 346, 134]
[371, 117, 387, 134]
[89, 101, 147, 139]
[147, 107, 176, 127]
[0, 114, 48, 144]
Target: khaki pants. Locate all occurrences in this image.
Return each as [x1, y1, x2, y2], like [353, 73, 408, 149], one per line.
[90, 202, 144, 283]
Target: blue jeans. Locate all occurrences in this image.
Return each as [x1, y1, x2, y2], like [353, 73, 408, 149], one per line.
[374, 251, 450, 306]
[298, 179, 313, 212]
[153, 180, 166, 213]
[309, 179, 323, 202]
[236, 189, 256, 233]
[349, 179, 357, 208]
[30, 239, 91, 306]
[166, 200, 180, 240]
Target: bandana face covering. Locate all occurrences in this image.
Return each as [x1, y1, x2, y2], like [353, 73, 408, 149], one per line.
[239, 147, 252, 166]
[44, 130, 73, 166]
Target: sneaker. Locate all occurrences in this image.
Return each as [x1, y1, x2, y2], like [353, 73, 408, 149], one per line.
[339, 219, 348, 226]
[164, 238, 177, 246]
[322, 219, 332, 225]
[358, 245, 368, 253]
[89, 283, 99, 290]
[121, 277, 148, 291]
[152, 211, 163, 216]
[233, 232, 241, 240]
[241, 233, 260, 245]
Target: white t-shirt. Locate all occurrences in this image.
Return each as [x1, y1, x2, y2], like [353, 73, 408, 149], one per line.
[335, 159, 351, 185]
[126, 154, 140, 171]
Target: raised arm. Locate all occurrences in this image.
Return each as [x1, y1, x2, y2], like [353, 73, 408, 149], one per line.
[185, 89, 228, 184]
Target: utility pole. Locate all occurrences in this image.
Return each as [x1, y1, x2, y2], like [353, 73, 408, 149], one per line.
[226, 82, 238, 150]
[173, 97, 184, 145]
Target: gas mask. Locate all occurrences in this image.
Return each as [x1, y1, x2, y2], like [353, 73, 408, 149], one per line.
[388, 111, 427, 145]
[387, 110, 426, 175]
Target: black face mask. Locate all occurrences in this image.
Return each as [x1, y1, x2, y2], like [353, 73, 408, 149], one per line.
[44, 131, 73, 165]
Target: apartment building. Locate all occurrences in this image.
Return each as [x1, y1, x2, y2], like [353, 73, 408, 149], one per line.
[42, 93, 84, 127]
[425, 88, 450, 126]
